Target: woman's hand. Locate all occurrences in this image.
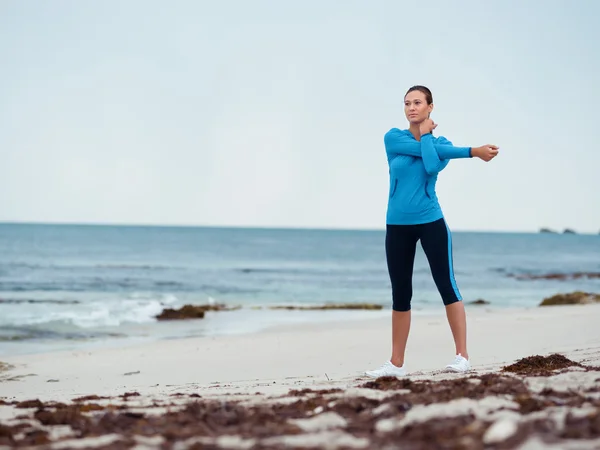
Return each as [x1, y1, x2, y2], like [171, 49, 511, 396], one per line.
[419, 119, 438, 136]
[472, 145, 499, 161]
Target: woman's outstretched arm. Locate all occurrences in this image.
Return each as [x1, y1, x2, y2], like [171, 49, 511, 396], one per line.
[384, 128, 500, 164]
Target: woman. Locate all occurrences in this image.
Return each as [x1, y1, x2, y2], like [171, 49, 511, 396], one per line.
[366, 85, 499, 378]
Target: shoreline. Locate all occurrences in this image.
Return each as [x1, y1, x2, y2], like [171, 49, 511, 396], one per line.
[0, 303, 470, 358]
[2, 295, 585, 359]
[0, 301, 557, 359]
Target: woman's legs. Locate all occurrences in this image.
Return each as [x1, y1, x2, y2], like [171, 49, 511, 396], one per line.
[366, 224, 418, 378]
[419, 218, 469, 361]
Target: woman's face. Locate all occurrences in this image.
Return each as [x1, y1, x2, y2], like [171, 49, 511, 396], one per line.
[404, 91, 434, 124]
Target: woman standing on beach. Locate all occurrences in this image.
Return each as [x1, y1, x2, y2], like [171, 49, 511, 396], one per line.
[366, 85, 499, 378]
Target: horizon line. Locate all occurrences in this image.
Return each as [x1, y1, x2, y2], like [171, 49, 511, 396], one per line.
[0, 220, 593, 235]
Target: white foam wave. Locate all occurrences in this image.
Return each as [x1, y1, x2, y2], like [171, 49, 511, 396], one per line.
[0, 293, 181, 329]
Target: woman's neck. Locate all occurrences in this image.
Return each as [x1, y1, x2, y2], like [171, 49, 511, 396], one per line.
[409, 123, 421, 141]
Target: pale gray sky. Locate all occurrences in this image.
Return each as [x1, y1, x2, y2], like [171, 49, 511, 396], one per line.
[1, 0, 598, 233]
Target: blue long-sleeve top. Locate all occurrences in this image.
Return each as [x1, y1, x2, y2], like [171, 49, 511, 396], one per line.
[384, 128, 472, 225]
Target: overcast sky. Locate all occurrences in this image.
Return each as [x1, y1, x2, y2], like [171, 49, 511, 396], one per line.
[1, 0, 598, 233]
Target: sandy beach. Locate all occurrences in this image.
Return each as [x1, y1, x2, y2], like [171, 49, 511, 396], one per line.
[1, 303, 600, 449]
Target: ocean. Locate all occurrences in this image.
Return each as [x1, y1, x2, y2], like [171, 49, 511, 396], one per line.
[1, 223, 598, 357]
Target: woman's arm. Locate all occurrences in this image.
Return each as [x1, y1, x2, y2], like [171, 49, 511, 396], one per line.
[420, 133, 449, 174]
[384, 128, 472, 161]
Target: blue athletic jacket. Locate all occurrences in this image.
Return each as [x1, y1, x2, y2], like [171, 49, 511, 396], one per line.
[384, 128, 472, 225]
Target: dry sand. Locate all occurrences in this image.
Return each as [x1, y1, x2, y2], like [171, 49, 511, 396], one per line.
[1, 303, 600, 449]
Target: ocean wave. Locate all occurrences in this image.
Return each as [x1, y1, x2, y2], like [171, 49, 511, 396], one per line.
[0, 279, 188, 292]
[0, 293, 179, 330]
[0, 279, 269, 298]
[94, 264, 174, 270]
[0, 298, 80, 305]
[0, 262, 175, 271]
[234, 267, 382, 276]
[0, 324, 126, 342]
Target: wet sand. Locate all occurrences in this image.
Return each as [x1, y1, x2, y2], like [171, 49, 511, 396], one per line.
[1, 303, 600, 449]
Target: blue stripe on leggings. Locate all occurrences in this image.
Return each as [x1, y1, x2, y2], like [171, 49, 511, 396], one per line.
[445, 221, 462, 300]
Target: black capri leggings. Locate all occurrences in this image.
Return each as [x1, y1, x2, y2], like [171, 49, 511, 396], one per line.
[385, 217, 462, 312]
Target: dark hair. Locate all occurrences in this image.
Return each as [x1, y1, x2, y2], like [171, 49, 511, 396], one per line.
[405, 85, 433, 104]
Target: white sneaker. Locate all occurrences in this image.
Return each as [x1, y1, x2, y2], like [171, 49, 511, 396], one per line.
[365, 361, 406, 378]
[445, 354, 471, 372]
